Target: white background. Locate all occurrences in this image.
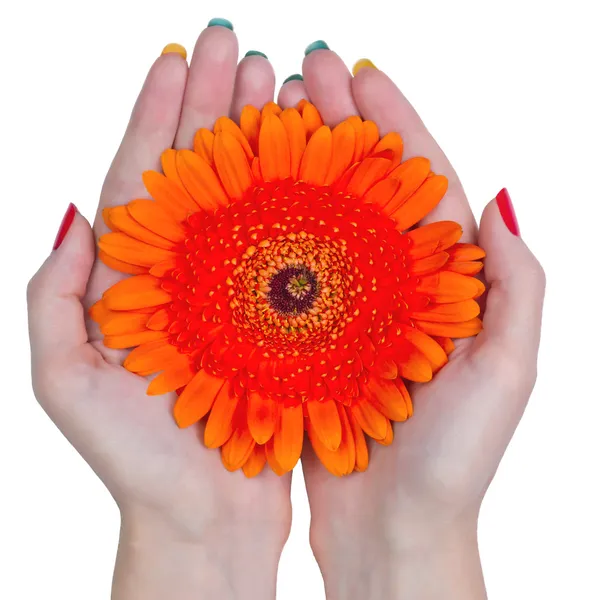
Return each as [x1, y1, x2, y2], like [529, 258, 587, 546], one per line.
[1, 0, 599, 598]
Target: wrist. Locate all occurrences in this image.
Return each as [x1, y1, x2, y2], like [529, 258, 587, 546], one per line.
[112, 508, 285, 600]
[312, 512, 486, 600]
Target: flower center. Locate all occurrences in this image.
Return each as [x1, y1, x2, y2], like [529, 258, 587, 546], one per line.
[268, 265, 319, 314]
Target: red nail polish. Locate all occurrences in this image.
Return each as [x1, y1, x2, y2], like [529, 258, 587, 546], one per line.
[496, 188, 520, 236]
[53, 203, 77, 250]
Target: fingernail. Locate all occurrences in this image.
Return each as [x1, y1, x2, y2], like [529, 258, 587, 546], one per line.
[496, 188, 520, 236]
[283, 74, 304, 84]
[352, 58, 378, 76]
[53, 203, 77, 251]
[305, 40, 329, 55]
[207, 17, 233, 30]
[245, 50, 268, 59]
[161, 43, 187, 60]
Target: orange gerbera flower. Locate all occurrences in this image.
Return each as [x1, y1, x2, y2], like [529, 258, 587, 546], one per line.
[91, 101, 485, 477]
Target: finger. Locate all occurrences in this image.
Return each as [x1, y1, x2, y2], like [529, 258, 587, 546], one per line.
[472, 189, 545, 368]
[351, 65, 477, 242]
[230, 52, 276, 122]
[277, 75, 309, 108]
[174, 21, 239, 148]
[28, 207, 95, 362]
[84, 52, 188, 307]
[302, 43, 359, 125]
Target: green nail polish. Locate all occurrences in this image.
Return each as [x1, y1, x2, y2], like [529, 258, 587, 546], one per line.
[305, 40, 329, 55]
[245, 50, 268, 59]
[283, 74, 304, 84]
[207, 18, 233, 30]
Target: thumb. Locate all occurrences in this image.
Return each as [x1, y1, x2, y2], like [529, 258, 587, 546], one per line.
[473, 189, 546, 372]
[27, 204, 96, 363]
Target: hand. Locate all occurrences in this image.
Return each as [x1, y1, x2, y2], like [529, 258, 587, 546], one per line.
[290, 51, 545, 599]
[28, 22, 290, 600]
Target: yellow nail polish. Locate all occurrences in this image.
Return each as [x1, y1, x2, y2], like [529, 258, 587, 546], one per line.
[161, 43, 187, 60]
[352, 58, 377, 76]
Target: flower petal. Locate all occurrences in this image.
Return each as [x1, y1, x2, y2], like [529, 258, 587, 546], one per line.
[174, 370, 225, 429]
[193, 129, 215, 166]
[363, 378, 410, 422]
[102, 274, 171, 310]
[147, 357, 194, 396]
[242, 444, 267, 478]
[411, 299, 481, 323]
[127, 200, 186, 243]
[392, 174, 448, 230]
[347, 157, 392, 198]
[240, 105, 261, 156]
[213, 130, 253, 200]
[280, 108, 306, 180]
[351, 400, 388, 440]
[124, 338, 179, 373]
[306, 398, 342, 451]
[347, 410, 369, 472]
[247, 391, 279, 444]
[105, 206, 176, 250]
[204, 382, 238, 448]
[415, 318, 483, 338]
[221, 426, 256, 472]
[214, 116, 254, 161]
[299, 125, 332, 186]
[176, 150, 229, 209]
[98, 250, 148, 275]
[372, 132, 403, 168]
[382, 157, 431, 216]
[406, 221, 463, 258]
[273, 403, 304, 472]
[410, 252, 450, 275]
[104, 330, 168, 349]
[399, 326, 448, 373]
[417, 271, 482, 303]
[324, 121, 356, 185]
[259, 114, 291, 181]
[99, 233, 177, 267]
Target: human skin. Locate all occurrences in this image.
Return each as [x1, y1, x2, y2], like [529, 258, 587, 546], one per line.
[27, 22, 545, 600]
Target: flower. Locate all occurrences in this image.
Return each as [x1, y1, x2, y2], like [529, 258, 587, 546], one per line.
[91, 101, 485, 477]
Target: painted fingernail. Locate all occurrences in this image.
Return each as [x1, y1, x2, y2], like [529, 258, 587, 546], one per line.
[245, 50, 268, 59]
[161, 43, 187, 59]
[207, 18, 233, 31]
[352, 58, 377, 76]
[53, 203, 77, 251]
[496, 188, 520, 236]
[283, 74, 304, 84]
[305, 40, 329, 55]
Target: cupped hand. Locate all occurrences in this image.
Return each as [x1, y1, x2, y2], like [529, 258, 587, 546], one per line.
[28, 24, 289, 599]
[287, 50, 545, 598]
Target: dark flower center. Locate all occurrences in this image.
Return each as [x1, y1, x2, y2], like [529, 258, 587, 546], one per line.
[267, 266, 319, 315]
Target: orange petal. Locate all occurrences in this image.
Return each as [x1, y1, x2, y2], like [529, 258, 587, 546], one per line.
[363, 378, 409, 422]
[363, 177, 401, 208]
[346, 157, 392, 198]
[247, 391, 279, 444]
[399, 326, 448, 373]
[221, 426, 256, 472]
[259, 114, 291, 181]
[214, 116, 254, 161]
[98, 250, 148, 275]
[100, 310, 151, 336]
[446, 261, 484, 276]
[104, 330, 168, 349]
[382, 158, 431, 216]
[124, 338, 179, 373]
[301, 102, 324, 140]
[397, 343, 433, 383]
[204, 382, 238, 447]
[417, 271, 482, 303]
[265, 437, 287, 476]
[102, 274, 171, 310]
[410, 252, 449, 275]
[176, 150, 229, 209]
[89, 299, 110, 324]
[373, 357, 398, 379]
[99, 232, 177, 267]
[416, 318, 483, 339]
[149, 258, 178, 278]
[172, 370, 225, 428]
[407, 221, 463, 259]
[448, 243, 486, 261]
[242, 444, 268, 478]
[213, 130, 253, 200]
[273, 403, 304, 472]
[392, 175, 449, 230]
[299, 125, 332, 186]
[372, 132, 403, 168]
[143, 169, 196, 220]
[240, 105, 261, 156]
[375, 418, 394, 446]
[280, 108, 306, 180]
[306, 398, 342, 451]
[261, 101, 283, 119]
[146, 308, 170, 331]
[347, 410, 369, 472]
[351, 400, 388, 440]
[411, 299, 481, 323]
[362, 120, 379, 156]
[324, 121, 356, 185]
[347, 116, 365, 163]
[127, 200, 186, 243]
[147, 357, 194, 396]
[436, 337, 455, 354]
[308, 404, 355, 476]
[193, 128, 215, 166]
[105, 206, 176, 250]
